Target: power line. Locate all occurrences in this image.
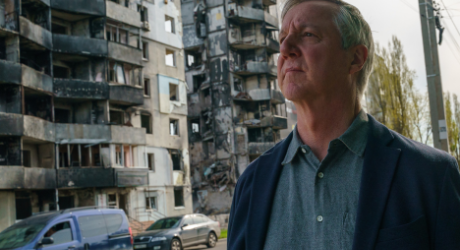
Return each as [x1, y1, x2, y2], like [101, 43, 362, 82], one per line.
[440, 0, 460, 39]
[400, 0, 419, 13]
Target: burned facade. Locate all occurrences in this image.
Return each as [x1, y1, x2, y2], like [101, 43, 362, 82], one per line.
[182, 0, 287, 223]
[0, 0, 191, 232]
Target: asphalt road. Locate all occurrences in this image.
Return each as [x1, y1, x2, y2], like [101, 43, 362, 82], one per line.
[185, 238, 227, 250]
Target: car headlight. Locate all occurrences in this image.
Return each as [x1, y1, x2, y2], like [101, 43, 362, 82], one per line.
[150, 237, 167, 242]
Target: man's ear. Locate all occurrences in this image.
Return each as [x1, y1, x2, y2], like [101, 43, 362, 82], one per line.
[350, 45, 368, 75]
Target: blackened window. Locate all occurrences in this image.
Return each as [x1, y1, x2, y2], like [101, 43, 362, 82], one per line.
[170, 149, 181, 170]
[174, 187, 184, 207]
[141, 114, 152, 134]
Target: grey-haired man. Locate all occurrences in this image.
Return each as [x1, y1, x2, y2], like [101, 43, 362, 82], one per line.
[227, 0, 460, 249]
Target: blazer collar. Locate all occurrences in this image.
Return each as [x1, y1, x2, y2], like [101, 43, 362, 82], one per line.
[352, 114, 401, 250]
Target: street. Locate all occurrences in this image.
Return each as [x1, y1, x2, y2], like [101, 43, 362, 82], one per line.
[185, 238, 227, 250]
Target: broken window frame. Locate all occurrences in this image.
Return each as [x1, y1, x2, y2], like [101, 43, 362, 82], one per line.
[108, 61, 126, 84]
[169, 149, 182, 171]
[138, 5, 148, 22]
[164, 15, 175, 34]
[147, 153, 155, 172]
[169, 83, 178, 101]
[169, 119, 179, 136]
[144, 78, 150, 96]
[165, 49, 175, 67]
[173, 187, 185, 207]
[141, 113, 152, 134]
[114, 144, 134, 167]
[142, 41, 149, 60]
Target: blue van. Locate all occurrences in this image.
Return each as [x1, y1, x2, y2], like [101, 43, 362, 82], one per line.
[0, 207, 133, 250]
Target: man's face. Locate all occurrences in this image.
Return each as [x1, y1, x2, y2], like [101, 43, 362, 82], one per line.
[278, 1, 353, 103]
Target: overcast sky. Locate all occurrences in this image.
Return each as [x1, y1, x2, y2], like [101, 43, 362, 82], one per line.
[348, 0, 460, 96]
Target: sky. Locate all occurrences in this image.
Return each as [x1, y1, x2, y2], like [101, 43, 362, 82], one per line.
[348, 0, 460, 97]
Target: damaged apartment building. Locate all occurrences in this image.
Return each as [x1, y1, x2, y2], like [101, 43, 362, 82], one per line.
[182, 0, 287, 222]
[0, 0, 191, 231]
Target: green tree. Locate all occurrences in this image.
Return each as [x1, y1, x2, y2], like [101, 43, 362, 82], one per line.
[445, 92, 460, 163]
[366, 36, 429, 142]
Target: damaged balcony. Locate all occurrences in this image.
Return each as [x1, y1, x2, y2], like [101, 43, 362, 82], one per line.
[0, 11, 19, 35]
[57, 168, 149, 188]
[54, 79, 108, 100]
[0, 113, 55, 142]
[248, 142, 275, 155]
[53, 34, 108, 56]
[1, 58, 53, 92]
[183, 25, 204, 50]
[0, 60, 21, 85]
[106, 0, 141, 28]
[240, 115, 287, 129]
[111, 125, 146, 145]
[227, 4, 279, 28]
[19, 16, 52, 50]
[0, 166, 56, 189]
[231, 61, 277, 76]
[109, 84, 144, 106]
[234, 89, 285, 104]
[108, 41, 143, 66]
[50, 0, 105, 16]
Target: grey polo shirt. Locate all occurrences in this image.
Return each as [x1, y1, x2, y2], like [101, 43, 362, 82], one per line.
[263, 110, 369, 250]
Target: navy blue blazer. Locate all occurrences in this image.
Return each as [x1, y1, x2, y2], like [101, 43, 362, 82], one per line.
[227, 115, 460, 250]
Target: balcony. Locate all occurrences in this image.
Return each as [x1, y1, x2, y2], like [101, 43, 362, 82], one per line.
[115, 168, 149, 187]
[234, 89, 285, 104]
[56, 123, 111, 142]
[109, 84, 144, 105]
[263, 0, 277, 6]
[54, 79, 109, 100]
[106, 0, 141, 28]
[0, 113, 55, 142]
[227, 4, 279, 28]
[230, 35, 279, 53]
[108, 41, 143, 66]
[241, 115, 287, 129]
[231, 61, 277, 76]
[183, 25, 204, 50]
[50, 0, 105, 16]
[57, 168, 114, 188]
[110, 125, 146, 145]
[22, 64, 53, 92]
[0, 60, 21, 85]
[53, 34, 108, 56]
[0, 12, 19, 35]
[0, 166, 56, 189]
[248, 142, 275, 155]
[19, 16, 52, 50]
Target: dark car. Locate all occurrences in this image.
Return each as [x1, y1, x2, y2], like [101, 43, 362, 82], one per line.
[0, 207, 133, 250]
[133, 214, 221, 250]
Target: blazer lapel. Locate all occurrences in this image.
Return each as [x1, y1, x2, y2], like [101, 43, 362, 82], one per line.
[352, 115, 401, 250]
[246, 132, 293, 250]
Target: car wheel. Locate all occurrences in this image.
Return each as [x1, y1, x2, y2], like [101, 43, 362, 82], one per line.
[206, 232, 217, 248]
[171, 238, 182, 250]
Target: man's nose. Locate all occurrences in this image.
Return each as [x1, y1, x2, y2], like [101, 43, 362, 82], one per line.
[280, 35, 301, 60]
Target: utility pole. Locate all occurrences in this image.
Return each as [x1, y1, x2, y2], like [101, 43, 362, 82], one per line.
[419, 0, 449, 152]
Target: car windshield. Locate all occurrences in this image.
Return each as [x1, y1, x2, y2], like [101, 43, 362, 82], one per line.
[146, 217, 182, 230]
[0, 223, 45, 249]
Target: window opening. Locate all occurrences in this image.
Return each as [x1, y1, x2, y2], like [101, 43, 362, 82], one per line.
[141, 114, 152, 134]
[170, 119, 179, 136]
[165, 15, 175, 33]
[142, 41, 148, 59]
[23, 150, 31, 167]
[146, 196, 157, 210]
[147, 153, 155, 171]
[42, 222, 73, 246]
[165, 49, 175, 66]
[174, 187, 184, 207]
[144, 78, 150, 96]
[169, 149, 181, 170]
[169, 83, 178, 101]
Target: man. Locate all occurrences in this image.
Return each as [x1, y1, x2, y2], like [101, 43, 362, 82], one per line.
[227, 0, 460, 249]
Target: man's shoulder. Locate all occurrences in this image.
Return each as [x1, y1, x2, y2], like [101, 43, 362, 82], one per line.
[388, 129, 457, 174]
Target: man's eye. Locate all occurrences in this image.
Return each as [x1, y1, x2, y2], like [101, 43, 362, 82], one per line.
[303, 32, 313, 37]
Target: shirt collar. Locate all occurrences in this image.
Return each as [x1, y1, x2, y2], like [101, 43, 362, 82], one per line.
[281, 110, 369, 165]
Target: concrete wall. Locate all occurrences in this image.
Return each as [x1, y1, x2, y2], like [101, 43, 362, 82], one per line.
[106, 0, 140, 28]
[0, 191, 15, 232]
[19, 17, 52, 50]
[140, 0, 183, 49]
[165, 186, 193, 217]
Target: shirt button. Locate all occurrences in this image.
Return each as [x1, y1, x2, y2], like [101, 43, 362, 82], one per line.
[301, 148, 307, 154]
[317, 172, 324, 178]
[317, 215, 323, 222]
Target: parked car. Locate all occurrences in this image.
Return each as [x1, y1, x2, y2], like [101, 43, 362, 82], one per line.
[0, 207, 133, 250]
[133, 214, 220, 250]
